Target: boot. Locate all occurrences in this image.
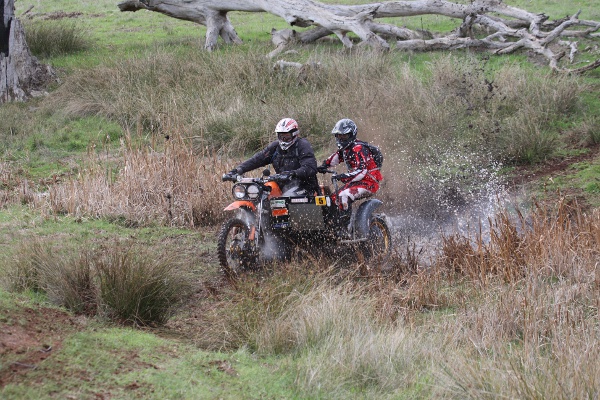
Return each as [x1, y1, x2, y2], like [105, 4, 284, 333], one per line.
[337, 208, 351, 226]
[336, 207, 353, 239]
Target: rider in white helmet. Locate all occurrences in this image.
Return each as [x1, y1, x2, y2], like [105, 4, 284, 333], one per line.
[229, 118, 319, 195]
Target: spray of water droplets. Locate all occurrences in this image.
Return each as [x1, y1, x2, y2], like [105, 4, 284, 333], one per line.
[381, 144, 512, 264]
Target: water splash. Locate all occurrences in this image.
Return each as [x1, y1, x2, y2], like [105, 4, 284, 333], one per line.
[383, 147, 511, 264]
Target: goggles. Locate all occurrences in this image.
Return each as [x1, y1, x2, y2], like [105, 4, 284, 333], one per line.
[277, 132, 294, 142]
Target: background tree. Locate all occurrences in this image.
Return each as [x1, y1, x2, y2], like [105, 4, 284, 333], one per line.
[0, 0, 55, 103]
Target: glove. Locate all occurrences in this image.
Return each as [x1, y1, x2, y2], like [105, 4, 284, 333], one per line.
[222, 168, 239, 182]
[316, 164, 328, 173]
[279, 171, 295, 181]
[332, 173, 348, 181]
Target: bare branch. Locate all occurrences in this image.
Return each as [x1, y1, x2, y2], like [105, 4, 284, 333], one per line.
[116, 0, 600, 72]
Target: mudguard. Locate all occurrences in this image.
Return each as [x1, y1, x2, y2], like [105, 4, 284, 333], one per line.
[224, 200, 256, 211]
[354, 199, 383, 238]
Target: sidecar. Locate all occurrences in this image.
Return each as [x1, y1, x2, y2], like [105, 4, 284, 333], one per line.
[269, 194, 331, 231]
[269, 193, 388, 240]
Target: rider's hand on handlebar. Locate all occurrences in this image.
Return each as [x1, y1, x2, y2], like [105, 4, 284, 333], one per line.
[222, 169, 239, 182]
[276, 171, 295, 182]
[332, 173, 348, 181]
[316, 164, 329, 174]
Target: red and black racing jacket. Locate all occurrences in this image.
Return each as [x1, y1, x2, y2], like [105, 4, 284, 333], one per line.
[323, 140, 383, 186]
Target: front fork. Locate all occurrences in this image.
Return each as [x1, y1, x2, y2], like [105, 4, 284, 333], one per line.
[253, 197, 267, 247]
[236, 198, 266, 255]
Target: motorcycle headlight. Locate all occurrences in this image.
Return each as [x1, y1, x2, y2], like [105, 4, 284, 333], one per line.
[232, 184, 246, 199]
[247, 184, 260, 199]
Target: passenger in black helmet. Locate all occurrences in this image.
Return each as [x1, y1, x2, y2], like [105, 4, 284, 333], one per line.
[317, 118, 383, 211]
[227, 118, 319, 196]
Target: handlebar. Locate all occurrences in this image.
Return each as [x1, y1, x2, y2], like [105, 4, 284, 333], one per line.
[221, 173, 238, 182]
[268, 173, 293, 183]
[222, 172, 286, 185]
[318, 169, 342, 181]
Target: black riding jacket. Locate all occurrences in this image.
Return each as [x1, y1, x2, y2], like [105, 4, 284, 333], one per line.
[236, 138, 319, 193]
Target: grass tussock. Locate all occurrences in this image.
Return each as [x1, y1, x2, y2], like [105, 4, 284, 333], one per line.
[24, 20, 92, 58]
[6, 240, 98, 315]
[4, 239, 193, 325]
[95, 241, 193, 326]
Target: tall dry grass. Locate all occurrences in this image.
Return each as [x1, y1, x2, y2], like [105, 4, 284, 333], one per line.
[0, 162, 11, 206]
[38, 50, 587, 226]
[422, 200, 600, 398]
[192, 263, 436, 397]
[192, 200, 599, 398]
[47, 48, 584, 164]
[40, 127, 233, 227]
[0, 160, 42, 207]
[263, 283, 431, 397]
[438, 199, 599, 283]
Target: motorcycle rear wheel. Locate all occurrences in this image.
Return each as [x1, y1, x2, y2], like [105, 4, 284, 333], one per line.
[217, 217, 256, 278]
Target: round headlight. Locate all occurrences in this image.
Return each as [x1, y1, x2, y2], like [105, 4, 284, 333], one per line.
[247, 184, 260, 199]
[232, 184, 246, 199]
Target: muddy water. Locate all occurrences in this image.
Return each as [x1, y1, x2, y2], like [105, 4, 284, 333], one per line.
[383, 168, 515, 266]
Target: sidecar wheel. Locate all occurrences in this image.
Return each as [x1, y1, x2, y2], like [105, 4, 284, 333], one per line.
[360, 215, 392, 269]
[217, 218, 255, 278]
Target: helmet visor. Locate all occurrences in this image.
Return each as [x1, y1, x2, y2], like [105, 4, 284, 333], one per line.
[277, 132, 294, 143]
[335, 133, 350, 141]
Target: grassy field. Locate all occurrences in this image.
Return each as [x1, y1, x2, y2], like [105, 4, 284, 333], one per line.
[1, 0, 600, 398]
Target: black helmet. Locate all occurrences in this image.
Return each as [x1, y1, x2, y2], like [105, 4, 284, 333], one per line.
[331, 118, 358, 150]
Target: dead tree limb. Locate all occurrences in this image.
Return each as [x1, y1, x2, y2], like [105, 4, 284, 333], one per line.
[117, 0, 600, 73]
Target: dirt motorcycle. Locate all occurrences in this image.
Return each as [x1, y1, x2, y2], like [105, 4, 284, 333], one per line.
[217, 169, 392, 277]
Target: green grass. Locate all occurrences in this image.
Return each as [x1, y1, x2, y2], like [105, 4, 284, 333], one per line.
[0, 204, 216, 267]
[0, 297, 299, 399]
[530, 153, 600, 208]
[564, 160, 600, 202]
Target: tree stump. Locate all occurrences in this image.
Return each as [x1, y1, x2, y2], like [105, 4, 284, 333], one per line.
[1, 0, 55, 104]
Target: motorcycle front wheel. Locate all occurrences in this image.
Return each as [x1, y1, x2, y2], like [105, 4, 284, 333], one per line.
[217, 217, 256, 278]
[359, 215, 392, 269]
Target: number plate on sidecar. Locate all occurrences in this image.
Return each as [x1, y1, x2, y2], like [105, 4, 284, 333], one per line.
[315, 196, 327, 206]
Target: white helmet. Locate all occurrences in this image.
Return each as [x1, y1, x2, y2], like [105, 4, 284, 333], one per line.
[275, 118, 299, 150]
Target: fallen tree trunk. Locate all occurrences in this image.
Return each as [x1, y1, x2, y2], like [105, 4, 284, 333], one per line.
[1, 0, 55, 103]
[117, 0, 600, 73]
